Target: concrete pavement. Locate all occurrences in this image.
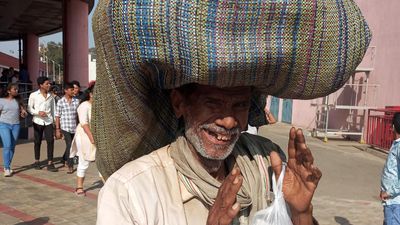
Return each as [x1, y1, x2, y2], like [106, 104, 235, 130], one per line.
[0, 123, 386, 225]
[259, 124, 385, 225]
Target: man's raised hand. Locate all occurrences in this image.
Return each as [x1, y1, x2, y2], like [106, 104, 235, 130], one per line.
[271, 127, 322, 223]
[207, 167, 242, 225]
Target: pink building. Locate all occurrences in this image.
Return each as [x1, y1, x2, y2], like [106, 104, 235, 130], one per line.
[269, 0, 400, 144]
[0, 52, 47, 77]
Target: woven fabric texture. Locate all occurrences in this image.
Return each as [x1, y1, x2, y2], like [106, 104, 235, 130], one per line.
[92, 0, 371, 179]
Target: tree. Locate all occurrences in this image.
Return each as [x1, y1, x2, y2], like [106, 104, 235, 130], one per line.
[46, 41, 63, 66]
[39, 42, 63, 83]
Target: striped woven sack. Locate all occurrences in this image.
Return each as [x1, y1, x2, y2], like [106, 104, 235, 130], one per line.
[92, 0, 371, 179]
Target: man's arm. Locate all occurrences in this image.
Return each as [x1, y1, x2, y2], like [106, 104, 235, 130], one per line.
[55, 116, 62, 139]
[27, 94, 39, 116]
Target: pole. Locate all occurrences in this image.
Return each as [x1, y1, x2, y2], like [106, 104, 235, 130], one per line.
[324, 96, 329, 142]
[52, 60, 55, 82]
[46, 55, 49, 77]
[18, 35, 22, 67]
[58, 64, 61, 84]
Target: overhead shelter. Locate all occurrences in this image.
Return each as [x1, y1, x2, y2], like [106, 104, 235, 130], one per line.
[0, 0, 95, 86]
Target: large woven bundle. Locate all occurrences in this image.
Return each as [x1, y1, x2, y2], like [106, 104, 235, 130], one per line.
[92, 0, 371, 179]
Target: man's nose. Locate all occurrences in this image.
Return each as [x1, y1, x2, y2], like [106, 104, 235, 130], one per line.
[215, 116, 238, 130]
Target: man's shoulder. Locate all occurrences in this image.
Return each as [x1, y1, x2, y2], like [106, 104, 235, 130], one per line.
[29, 89, 40, 96]
[109, 145, 174, 183]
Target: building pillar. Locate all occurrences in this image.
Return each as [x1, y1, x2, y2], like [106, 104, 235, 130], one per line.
[63, 0, 89, 87]
[24, 33, 39, 87]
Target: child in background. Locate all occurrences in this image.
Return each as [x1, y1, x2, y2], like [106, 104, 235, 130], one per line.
[380, 112, 400, 225]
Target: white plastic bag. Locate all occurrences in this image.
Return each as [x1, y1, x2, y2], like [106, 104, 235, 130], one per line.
[251, 165, 293, 225]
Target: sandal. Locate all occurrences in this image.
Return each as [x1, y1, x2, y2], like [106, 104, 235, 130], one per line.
[74, 187, 86, 197]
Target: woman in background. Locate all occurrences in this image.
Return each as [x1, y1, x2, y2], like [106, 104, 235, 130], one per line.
[70, 82, 96, 196]
[0, 83, 27, 177]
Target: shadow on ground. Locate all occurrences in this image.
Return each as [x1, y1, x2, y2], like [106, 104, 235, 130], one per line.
[85, 179, 103, 192]
[334, 216, 353, 225]
[14, 216, 50, 225]
[12, 157, 65, 175]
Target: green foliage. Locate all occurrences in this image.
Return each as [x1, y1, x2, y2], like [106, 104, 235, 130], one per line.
[39, 42, 63, 66]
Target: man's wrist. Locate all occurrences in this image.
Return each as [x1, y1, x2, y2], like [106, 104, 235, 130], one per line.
[291, 204, 316, 225]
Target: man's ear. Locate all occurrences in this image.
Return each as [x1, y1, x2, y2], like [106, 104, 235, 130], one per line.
[170, 89, 185, 118]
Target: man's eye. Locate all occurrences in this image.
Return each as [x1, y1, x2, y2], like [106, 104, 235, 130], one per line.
[205, 101, 219, 106]
[235, 102, 250, 108]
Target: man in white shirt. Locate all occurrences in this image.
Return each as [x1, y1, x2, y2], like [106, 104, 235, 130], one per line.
[27, 76, 57, 172]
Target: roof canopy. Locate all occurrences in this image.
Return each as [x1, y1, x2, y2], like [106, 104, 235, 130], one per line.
[0, 0, 95, 41]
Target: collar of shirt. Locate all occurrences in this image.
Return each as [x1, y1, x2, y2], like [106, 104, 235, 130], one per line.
[60, 96, 79, 104]
[35, 89, 51, 99]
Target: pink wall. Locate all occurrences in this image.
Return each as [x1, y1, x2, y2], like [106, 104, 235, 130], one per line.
[26, 33, 39, 86]
[63, 0, 89, 86]
[292, 0, 400, 135]
[0, 52, 19, 69]
[356, 0, 400, 108]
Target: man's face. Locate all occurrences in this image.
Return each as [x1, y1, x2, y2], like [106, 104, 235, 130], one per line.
[173, 85, 252, 160]
[40, 80, 51, 92]
[65, 87, 74, 97]
[73, 85, 80, 96]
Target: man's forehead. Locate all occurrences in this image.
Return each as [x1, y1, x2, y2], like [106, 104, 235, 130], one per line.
[193, 85, 252, 97]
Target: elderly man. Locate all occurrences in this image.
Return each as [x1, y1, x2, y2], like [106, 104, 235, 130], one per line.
[97, 83, 321, 224]
[93, 0, 371, 224]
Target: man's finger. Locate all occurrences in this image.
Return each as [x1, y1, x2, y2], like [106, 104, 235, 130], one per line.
[288, 127, 296, 159]
[295, 129, 314, 168]
[218, 167, 243, 208]
[270, 151, 282, 179]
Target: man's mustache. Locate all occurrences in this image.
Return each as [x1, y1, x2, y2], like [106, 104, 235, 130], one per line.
[199, 123, 240, 136]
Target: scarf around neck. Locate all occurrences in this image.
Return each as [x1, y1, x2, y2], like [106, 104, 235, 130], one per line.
[170, 133, 282, 222]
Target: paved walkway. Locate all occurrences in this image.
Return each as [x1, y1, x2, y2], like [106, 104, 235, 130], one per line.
[0, 123, 386, 225]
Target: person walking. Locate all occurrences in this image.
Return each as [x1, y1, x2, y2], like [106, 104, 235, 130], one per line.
[55, 82, 79, 174]
[27, 76, 58, 172]
[70, 83, 96, 196]
[380, 112, 400, 225]
[0, 83, 27, 177]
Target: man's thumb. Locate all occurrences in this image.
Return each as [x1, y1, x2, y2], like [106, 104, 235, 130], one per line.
[270, 151, 282, 179]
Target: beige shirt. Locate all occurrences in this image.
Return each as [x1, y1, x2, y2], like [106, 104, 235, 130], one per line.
[96, 133, 281, 225]
[97, 145, 195, 225]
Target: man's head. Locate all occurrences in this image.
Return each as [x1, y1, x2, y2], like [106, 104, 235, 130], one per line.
[393, 112, 400, 136]
[63, 82, 75, 98]
[171, 84, 252, 162]
[37, 76, 51, 92]
[71, 80, 81, 96]
[50, 85, 60, 96]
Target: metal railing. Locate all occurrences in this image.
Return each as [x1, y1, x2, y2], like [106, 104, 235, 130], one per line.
[366, 107, 400, 152]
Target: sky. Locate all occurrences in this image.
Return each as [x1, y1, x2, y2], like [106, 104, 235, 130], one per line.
[0, 0, 98, 58]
